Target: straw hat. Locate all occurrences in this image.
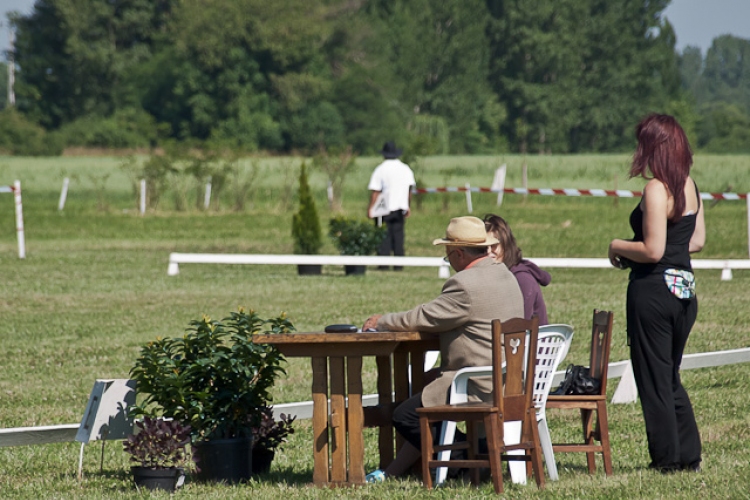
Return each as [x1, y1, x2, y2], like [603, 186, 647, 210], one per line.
[432, 216, 499, 247]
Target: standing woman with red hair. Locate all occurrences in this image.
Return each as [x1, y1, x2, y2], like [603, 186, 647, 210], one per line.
[609, 114, 705, 473]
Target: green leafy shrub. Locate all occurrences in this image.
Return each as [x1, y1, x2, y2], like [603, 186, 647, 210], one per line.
[0, 108, 63, 156]
[328, 215, 386, 256]
[56, 108, 161, 149]
[292, 163, 323, 255]
[129, 308, 294, 441]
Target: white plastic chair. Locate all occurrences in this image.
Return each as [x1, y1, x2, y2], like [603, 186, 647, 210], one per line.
[506, 324, 573, 483]
[434, 325, 573, 485]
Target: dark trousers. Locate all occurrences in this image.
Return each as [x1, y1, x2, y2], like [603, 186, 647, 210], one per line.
[627, 278, 702, 469]
[392, 393, 474, 454]
[377, 211, 406, 269]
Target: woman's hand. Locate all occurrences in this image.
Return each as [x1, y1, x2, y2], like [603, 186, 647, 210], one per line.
[609, 240, 626, 269]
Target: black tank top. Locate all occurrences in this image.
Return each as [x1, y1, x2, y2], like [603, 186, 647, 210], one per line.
[627, 181, 700, 280]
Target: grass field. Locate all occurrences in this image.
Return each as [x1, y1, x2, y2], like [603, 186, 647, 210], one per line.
[1, 154, 749, 498]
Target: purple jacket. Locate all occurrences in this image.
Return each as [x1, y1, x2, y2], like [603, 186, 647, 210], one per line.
[510, 259, 551, 325]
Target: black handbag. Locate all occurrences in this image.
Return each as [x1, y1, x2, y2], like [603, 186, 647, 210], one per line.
[550, 364, 601, 396]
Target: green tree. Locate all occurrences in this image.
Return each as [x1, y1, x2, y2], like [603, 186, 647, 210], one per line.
[486, 0, 680, 153]
[292, 163, 322, 255]
[12, 0, 173, 128]
[363, 0, 500, 153]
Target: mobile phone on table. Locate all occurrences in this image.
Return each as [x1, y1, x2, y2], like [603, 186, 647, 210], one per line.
[324, 324, 359, 333]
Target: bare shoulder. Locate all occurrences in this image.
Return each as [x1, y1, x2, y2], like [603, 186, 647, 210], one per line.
[643, 178, 668, 197]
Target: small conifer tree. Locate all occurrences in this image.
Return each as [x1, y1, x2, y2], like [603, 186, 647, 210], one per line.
[292, 163, 322, 255]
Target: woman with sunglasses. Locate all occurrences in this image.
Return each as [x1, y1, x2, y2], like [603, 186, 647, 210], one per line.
[484, 214, 551, 325]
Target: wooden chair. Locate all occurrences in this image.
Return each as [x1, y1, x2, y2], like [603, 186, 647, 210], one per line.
[416, 317, 545, 493]
[545, 309, 614, 475]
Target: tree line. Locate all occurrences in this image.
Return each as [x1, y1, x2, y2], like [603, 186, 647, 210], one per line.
[1, 0, 749, 156]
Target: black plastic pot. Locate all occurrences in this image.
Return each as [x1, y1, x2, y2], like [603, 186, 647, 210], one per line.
[344, 265, 366, 276]
[252, 448, 275, 474]
[297, 264, 322, 275]
[131, 466, 184, 492]
[193, 437, 252, 484]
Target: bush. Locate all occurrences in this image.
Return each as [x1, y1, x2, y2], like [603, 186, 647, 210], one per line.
[292, 163, 323, 255]
[0, 108, 63, 156]
[56, 108, 161, 149]
[328, 215, 386, 256]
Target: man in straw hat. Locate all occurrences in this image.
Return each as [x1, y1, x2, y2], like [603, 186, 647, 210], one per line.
[362, 216, 524, 482]
[367, 141, 415, 270]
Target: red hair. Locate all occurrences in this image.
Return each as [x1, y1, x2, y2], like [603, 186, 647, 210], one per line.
[630, 114, 693, 222]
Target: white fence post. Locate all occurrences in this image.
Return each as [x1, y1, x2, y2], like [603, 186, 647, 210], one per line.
[14, 180, 25, 259]
[204, 176, 212, 210]
[491, 164, 507, 206]
[58, 177, 70, 211]
[139, 179, 146, 215]
[465, 183, 472, 214]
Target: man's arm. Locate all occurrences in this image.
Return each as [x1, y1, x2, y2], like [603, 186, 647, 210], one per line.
[376, 280, 470, 332]
[367, 190, 381, 218]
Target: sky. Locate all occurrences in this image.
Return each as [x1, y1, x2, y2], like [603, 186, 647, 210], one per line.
[1, 0, 750, 60]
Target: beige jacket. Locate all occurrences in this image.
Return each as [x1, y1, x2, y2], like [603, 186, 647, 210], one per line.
[377, 257, 524, 407]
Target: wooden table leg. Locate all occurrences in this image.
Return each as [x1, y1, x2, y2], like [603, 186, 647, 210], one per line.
[347, 356, 365, 484]
[311, 357, 329, 485]
[375, 355, 394, 468]
[329, 357, 347, 484]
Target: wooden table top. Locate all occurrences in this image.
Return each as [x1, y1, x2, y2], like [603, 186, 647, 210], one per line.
[253, 331, 438, 357]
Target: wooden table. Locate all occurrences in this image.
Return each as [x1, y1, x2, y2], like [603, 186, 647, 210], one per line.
[253, 331, 439, 486]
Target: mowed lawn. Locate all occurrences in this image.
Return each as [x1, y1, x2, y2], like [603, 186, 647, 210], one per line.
[0, 154, 749, 498]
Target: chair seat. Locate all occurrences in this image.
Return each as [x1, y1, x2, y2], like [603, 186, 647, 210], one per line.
[417, 402, 497, 415]
[546, 394, 605, 402]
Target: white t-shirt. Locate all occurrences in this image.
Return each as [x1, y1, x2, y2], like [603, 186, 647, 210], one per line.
[367, 159, 415, 213]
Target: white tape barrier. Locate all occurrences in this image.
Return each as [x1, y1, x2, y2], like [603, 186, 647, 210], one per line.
[167, 253, 750, 281]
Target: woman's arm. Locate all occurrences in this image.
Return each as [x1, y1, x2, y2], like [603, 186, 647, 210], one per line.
[608, 179, 669, 267]
[689, 197, 705, 253]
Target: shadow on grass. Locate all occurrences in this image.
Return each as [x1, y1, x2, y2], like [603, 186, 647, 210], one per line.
[251, 466, 312, 485]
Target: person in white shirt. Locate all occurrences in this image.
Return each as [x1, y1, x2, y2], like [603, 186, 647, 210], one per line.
[367, 141, 416, 270]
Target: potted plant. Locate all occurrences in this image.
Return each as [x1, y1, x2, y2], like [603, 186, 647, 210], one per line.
[328, 215, 386, 275]
[123, 416, 193, 492]
[251, 406, 296, 474]
[292, 162, 323, 275]
[129, 307, 296, 484]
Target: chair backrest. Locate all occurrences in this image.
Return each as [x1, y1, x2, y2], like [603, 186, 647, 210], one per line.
[531, 332, 567, 411]
[588, 309, 615, 394]
[493, 316, 539, 422]
[538, 324, 574, 366]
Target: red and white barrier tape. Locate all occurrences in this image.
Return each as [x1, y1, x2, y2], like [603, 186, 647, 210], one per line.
[0, 185, 15, 193]
[414, 186, 747, 200]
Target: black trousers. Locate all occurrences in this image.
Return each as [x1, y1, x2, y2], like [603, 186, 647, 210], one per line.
[392, 393, 475, 454]
[377, 210, 406, 264]
[627, 277, 701, 469]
